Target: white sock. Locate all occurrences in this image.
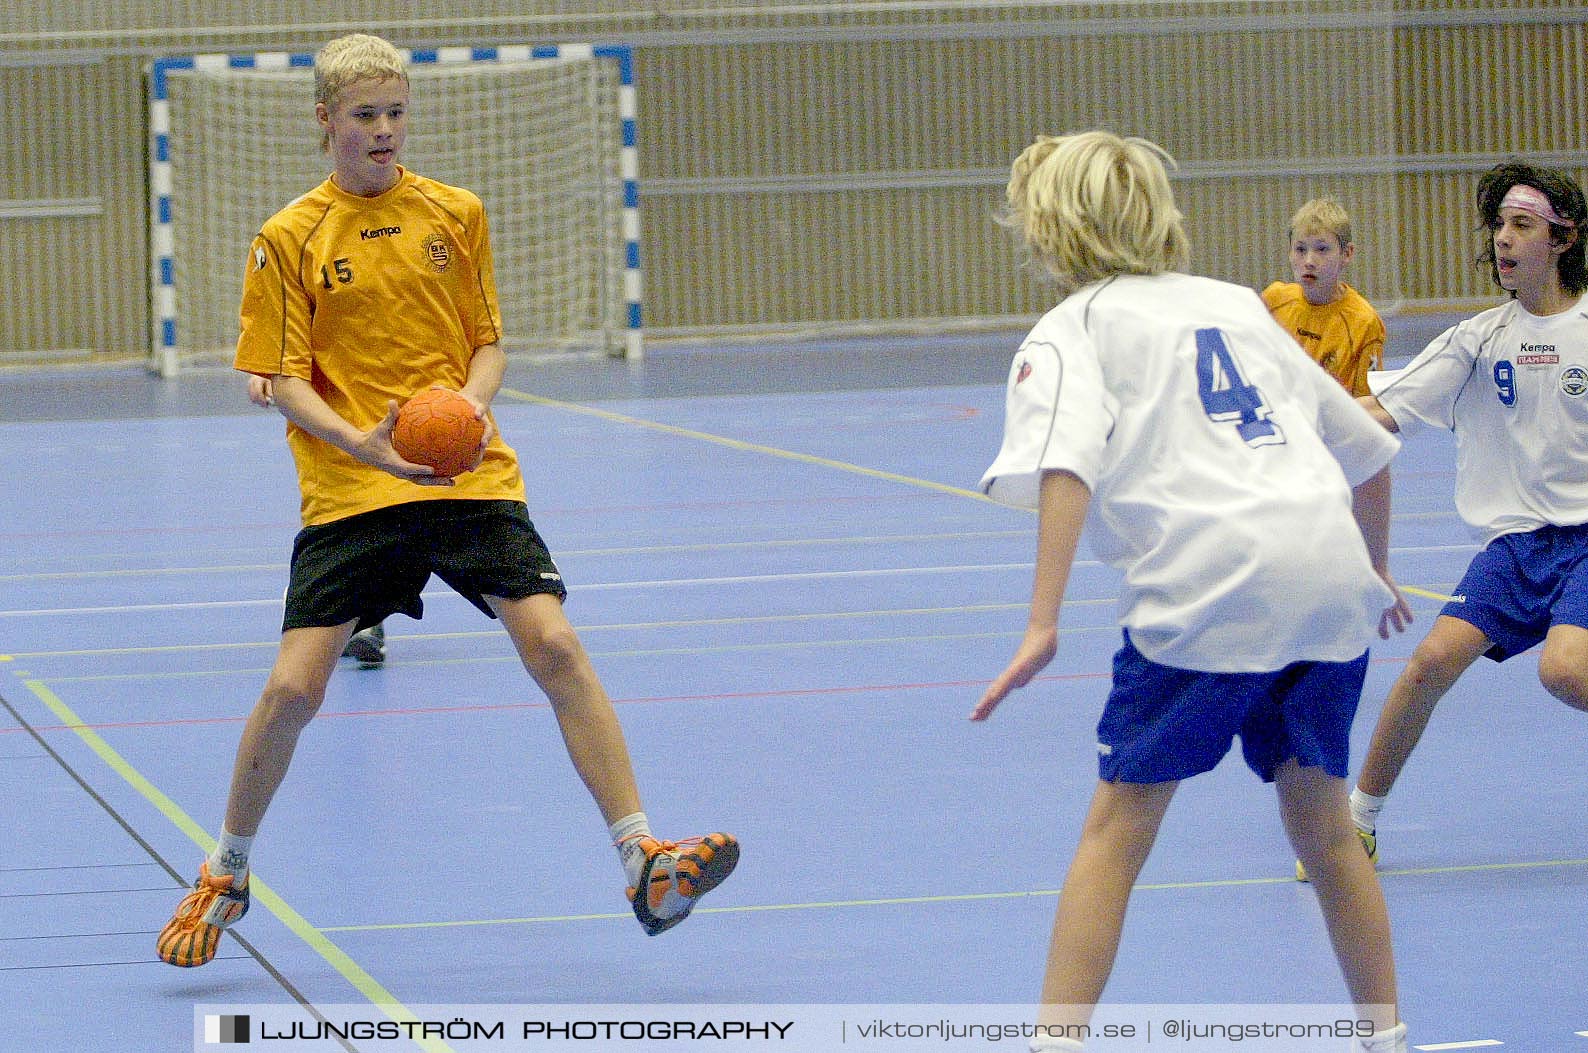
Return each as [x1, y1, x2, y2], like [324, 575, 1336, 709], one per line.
[1030, 1037, 1085, 1053]
[1357, 1021, 1407, 1053]
[1349, 788, 1387, 834]
[609, 812, 653, 886]
[208, 828, 254, 881]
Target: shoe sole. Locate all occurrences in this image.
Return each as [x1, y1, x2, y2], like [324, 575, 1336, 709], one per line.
[341, 639, 385, 665]
[632, 833, 739, 936]
[157, 895, 248, 967]
[157, 921, 222, 967]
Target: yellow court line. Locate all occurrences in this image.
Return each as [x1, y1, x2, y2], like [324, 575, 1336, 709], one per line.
[499, 386, 997, 503]
[21, 678, 455, 1053]
[496, 391, 1470, 614]
[320, 856, 1588, 934]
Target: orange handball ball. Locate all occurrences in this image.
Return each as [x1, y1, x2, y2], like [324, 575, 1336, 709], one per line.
[391, 388, 485, 478]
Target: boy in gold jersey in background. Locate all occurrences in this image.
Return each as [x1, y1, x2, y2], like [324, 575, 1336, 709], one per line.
[1263, 197, 1387, 396]
[157, 33, 737, 968]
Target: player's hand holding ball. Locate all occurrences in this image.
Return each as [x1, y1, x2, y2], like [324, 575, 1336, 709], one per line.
[389, 386, 488, 481]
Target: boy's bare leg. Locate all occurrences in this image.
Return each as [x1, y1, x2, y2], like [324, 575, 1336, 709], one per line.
[490, 593, 642, 824]
[158, 622, 349, 967]
[1539, 623, 1588, 711]
[223, 623, 350, 835]
[1355, 616, 1488, 797]
[489, 592, 737, 937]
[1037, 779, 1177, 1027]
[1276, 759, 1397, 1030]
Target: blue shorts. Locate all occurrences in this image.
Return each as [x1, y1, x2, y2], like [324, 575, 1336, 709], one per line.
[1442, 523, 1588, 662]
[1096, 633, 1369, 784]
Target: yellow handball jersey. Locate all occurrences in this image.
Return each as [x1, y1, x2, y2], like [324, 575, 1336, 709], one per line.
[234, 168, 526, 527]
[1261, 281, 1386, 397]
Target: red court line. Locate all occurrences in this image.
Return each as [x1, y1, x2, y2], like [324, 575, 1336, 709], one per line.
[1, 671, 1115, 737]
[3, 654, 1413, 738]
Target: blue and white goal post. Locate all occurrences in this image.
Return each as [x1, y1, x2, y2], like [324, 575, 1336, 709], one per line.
[148, 43, 641, 377]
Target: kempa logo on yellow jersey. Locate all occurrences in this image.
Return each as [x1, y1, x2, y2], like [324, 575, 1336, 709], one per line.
[424, 233, 453, 271]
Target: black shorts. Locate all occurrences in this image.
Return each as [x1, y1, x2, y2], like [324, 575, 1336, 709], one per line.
[282, 500, 568, 632]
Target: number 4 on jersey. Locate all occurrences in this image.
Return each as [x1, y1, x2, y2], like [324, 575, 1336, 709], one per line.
[1195, 327, 1285, 448]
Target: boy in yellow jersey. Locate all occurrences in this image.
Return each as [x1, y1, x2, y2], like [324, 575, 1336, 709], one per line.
[157, 33, 736, 968]
[1263, 197, 1387, 396]
[249, 374, 387, 666]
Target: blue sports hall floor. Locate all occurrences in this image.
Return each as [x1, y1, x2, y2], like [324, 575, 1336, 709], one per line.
[1, 321, 1582, 1052]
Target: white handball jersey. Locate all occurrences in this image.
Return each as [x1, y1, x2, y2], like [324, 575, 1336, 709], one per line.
[1370, 295, 1588, 544]
[981, 273, 1400, 673]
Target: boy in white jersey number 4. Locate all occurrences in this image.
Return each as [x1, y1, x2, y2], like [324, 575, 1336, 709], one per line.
[156, 34, 736, 969]
[1339, 161, 1588, 864]
[972, 131, 1411, 1053]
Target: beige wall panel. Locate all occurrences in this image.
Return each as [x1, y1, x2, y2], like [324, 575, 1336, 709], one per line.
[0, 57, 148, 362]
[645, 188, 1028, 331]
[641, 26, 1394, 181]
[5, 2, 1588, 364]
[1395, 20, 1588, 157]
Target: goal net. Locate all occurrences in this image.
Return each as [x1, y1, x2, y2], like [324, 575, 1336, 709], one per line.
[148, 45, 639, 376]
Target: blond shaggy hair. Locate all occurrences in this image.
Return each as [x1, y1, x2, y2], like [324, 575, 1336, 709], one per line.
[1000, 131, 1189, 296]
[1288, 197, 1354, 250]
[314, 33, 408, 151]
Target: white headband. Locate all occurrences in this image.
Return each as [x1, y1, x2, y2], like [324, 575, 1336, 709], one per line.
[1500, 184, 1575, 228]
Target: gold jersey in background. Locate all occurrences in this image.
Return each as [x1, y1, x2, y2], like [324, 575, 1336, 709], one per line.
[1262, 280, 1386, 397]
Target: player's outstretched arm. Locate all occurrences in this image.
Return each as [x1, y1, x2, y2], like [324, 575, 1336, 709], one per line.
[971, 469, 1091, 721]
[1351, 466, 1413, 638]
[270, 375, 451, 486]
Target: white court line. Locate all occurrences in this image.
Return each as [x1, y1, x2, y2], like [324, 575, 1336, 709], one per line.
[0, 562, 1044, 618]
[1, 534, 1475, 585]
[2, 535, 1479, 620]
[0, 529, 1038, 582]
[1415, 1041, 1504, 1050]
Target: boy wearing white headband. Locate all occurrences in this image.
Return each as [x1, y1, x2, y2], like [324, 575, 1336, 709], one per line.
[1327, 160, 1588, 875]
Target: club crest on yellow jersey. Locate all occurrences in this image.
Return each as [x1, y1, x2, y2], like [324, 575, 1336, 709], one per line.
[424, 234, 453, 272]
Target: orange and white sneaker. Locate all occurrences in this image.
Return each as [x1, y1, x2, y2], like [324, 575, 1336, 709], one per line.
[156, 861, 250, 967]
[626, 833, 739, 936]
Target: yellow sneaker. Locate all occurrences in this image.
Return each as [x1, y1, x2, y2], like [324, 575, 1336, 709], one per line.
[1295, 827, 1377, 883]
[626, 833, 739, 935]
[156, 861, 250, 966]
